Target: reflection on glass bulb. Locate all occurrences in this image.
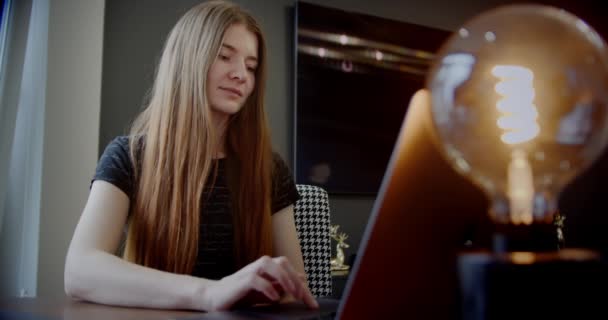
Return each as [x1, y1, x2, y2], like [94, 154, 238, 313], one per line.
[427, 5, 608, 230]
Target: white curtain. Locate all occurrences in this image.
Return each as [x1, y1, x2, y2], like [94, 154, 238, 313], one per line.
[0, 0, 27, 233]
[0, 0, 49, 297]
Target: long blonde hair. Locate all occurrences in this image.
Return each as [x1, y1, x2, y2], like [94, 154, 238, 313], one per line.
[124, 0, 273, 274]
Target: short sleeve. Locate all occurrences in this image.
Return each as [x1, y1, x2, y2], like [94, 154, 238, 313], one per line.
[271, 152, 300, 214]
[92, 136, 135, 198]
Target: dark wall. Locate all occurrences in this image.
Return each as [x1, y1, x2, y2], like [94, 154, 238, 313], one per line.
[100, 0, 606, 264]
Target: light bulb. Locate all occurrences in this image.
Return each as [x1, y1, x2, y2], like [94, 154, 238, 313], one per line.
[426, 5, 608, 245]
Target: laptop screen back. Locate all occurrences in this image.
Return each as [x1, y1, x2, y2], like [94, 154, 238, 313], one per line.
[336, 91, 492, 319]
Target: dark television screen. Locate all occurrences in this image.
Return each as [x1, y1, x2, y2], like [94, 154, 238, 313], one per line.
[294, 2, 450, 194]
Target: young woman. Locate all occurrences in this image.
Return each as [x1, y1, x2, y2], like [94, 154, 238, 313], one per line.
[64, 0, 318, 312]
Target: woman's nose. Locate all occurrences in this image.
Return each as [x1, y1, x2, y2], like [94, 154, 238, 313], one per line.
[228, 62, 247, 82]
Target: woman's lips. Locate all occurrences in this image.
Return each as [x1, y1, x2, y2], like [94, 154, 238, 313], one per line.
[220, 87, 243, 97]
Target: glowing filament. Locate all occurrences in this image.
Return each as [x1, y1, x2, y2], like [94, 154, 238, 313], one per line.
[492, 65, 539, 144]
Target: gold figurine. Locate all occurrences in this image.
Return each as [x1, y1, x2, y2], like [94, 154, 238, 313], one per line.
[329, 225, 350, 275]
[554, 211, 566, 250]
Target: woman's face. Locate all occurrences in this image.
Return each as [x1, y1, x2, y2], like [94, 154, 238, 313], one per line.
[207, 23, 259, 117]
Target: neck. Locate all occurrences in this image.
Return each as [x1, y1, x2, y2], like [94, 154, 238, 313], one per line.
[211, 111, 229, 159]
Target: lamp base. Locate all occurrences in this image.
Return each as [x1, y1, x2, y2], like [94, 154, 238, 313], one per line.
[458, 249, 607, 320]
[492, 222, 557, 252]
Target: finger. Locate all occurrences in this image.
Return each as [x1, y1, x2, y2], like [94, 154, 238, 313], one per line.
[239, 289, 276, 306]
[263, 258, 318, 309]
[272, 257, 303, 298]
[257, 256, 297, 295]
[215, 275, 258, 310]
[250, 274, 281, 302]
[266, 280, 286, 298]
[290, 272, 318, 309]
[241, 256, 292, 294]
[300, 283, 319, 309]
[296, 272, 317, 307]
[279, 293, 296, 304]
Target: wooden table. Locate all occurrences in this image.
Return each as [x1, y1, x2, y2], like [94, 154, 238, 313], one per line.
[0, 296, 204, 320]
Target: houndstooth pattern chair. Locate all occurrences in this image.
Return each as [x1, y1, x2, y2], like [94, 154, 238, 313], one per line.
[293, 184, 332, 297]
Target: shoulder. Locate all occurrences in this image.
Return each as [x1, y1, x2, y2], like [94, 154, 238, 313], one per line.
[101, 135, 130, 155]
[93, 135, 136, 198]
[99, 135, 131, 160]
[100, 135, 145, 163]
[271, 151, 289, 170]
[271, 151, 294, 182]
[270, 151, 300, 213]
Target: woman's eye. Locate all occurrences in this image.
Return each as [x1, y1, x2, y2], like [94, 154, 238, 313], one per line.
[247, 66, 257, 72]
[219, 55, 229, 61]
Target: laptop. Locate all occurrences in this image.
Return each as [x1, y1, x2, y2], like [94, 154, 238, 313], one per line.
[181, 90, 492, 319]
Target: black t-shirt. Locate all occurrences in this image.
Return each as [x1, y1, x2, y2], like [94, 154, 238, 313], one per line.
[92, 136, 300, 280]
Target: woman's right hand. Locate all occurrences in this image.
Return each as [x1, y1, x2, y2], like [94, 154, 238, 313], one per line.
[199, 255, 319, 311]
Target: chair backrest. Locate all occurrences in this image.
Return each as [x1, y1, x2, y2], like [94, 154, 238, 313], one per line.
[293, 184, 332, 297]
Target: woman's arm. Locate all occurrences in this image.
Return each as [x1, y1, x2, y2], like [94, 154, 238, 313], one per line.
[65, 181, 315, 311]
[271, 205, 307, 276]
[271, 204, 319, 305]
[64, 180, 213, 310]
